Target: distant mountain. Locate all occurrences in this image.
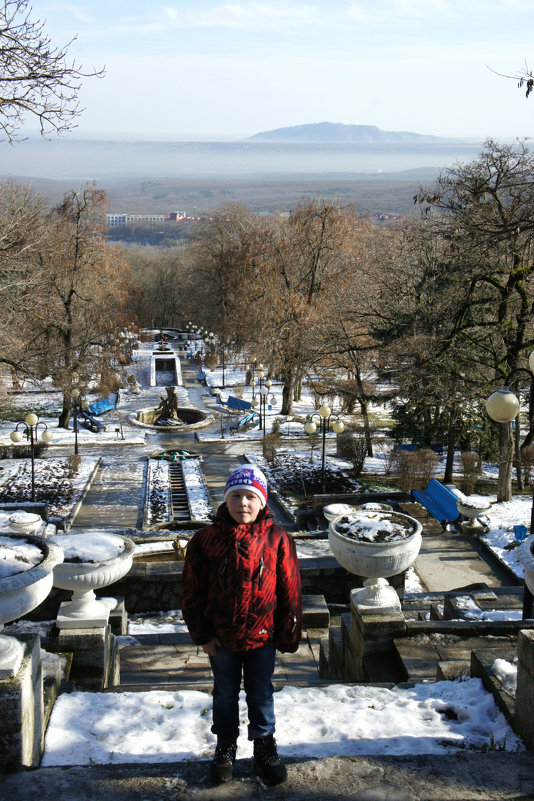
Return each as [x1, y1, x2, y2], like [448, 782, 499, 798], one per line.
[248, 122, 455, 144]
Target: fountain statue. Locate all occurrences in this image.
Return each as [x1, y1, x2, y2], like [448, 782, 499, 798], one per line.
[153, 386, 183, 426]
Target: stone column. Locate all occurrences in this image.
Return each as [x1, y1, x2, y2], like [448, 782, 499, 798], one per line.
[0, 634, 44, 771]
[345, 591, 406, 682]
[514, 629, 534, 749]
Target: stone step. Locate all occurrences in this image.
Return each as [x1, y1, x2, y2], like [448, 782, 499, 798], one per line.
[113, 629, 328, 693]
[393, 632, 520, 684]
[111, 597, 329, 693]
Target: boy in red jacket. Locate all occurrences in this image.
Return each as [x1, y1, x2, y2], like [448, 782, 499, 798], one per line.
[182, 464, 302, 785]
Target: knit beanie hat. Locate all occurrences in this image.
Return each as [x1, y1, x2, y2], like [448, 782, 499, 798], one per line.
[223, 465, 268, 508]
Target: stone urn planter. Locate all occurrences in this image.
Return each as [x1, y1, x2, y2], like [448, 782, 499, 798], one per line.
[455, 496, 491, 530]
[328, 510, 422, 613]
[322, 503, 357, 522]
[8, 511, 44, 535]
[0, 532, 64, 677]
[50, 532, 135, 629]
[518, 535, 534, 598]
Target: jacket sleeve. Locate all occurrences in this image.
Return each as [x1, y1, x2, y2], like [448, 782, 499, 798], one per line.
[273, 530, 302, 653]
[181, 532, 216, 646]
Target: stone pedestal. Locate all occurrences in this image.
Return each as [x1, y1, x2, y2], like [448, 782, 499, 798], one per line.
[0, 634, 43, 772]
[58, 624, 119, 691]
[346, 592, 406, 682]
[515, 629, 534, 749]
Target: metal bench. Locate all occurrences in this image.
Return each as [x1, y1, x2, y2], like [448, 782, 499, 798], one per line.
[79, 409, 106, 432]
[229, 411, 257, 433]
[411, 478, 462, 529]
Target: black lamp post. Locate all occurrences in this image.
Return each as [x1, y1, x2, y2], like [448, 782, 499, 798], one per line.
[486, 356, 534, 619]
[305, 404, 344, 493]
[10, 413, 53, 502]
[71, 388, 82, 455]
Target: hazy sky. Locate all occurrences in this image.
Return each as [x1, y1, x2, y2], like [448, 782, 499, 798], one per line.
[40, 0, 533, 141]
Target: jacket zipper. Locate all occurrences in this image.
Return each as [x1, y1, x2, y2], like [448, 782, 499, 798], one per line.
[258, 557, 264, 589]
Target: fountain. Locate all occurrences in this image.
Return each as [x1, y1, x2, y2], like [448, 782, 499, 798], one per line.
[133, 384, 213, 430]
[328, 509, 422, 613]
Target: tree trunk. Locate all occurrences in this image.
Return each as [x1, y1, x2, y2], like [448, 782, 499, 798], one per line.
[58, 396, 71, 429]
[444, 415, 456, 483]
[497, 421, 514, 502]
[281, 367, 294, 415]
[355, 368, 373, 456]
[358, 399, 373, 457]
[514, 413, 524, 491]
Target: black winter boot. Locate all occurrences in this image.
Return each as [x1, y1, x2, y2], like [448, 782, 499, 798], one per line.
[253, 734, 287, 785]
[210, 737, 237, 783]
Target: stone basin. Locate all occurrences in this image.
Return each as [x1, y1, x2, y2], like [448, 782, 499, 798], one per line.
[132, 406, 213, 431]
[328, 510, 422, 613]
[0, 532, 64, 677]
[51, 532, 135, 628]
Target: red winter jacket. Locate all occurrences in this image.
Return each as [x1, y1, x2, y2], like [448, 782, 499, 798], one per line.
[182, 505, 302, 653]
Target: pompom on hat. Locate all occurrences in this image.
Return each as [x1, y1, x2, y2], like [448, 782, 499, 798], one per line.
[223, 465, 268, 508]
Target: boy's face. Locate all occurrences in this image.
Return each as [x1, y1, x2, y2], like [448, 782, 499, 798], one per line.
[226, 489, 263, 525]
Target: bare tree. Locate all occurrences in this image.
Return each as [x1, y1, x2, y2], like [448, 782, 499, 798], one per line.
[0, 0, 104, 142]
[32, 187, 132, 427]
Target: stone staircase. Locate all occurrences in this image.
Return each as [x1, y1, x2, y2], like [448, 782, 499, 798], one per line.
[113, 593, 332, 693]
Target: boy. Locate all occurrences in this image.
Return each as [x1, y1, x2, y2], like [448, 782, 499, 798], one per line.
[182, 464, 302, 785]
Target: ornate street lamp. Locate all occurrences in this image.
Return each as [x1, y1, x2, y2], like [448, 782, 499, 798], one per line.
[305, 404, 344, 493]
[11, 413, 53, 502]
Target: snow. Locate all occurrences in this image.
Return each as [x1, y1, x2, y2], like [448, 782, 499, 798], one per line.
[492, 658, 518, 695]
[182, 458, 212, 521]
[454, 595, 523, 622]
[50, 531, 126, 563]
[41, 677, 523, 767]
[0, 534, 44, 578]
[333, 511, 417, 543]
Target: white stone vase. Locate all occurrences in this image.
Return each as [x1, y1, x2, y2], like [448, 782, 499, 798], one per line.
[0, 533, 64, 678]
[51, 533, 135, 628]
[328, 511, 422, 613]
[455, 499, 490, 529]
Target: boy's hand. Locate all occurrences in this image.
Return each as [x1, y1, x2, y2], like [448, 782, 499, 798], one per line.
[201, 636, 221, 656]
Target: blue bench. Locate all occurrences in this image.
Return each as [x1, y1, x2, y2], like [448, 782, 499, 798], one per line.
[87, 393, 117, 416]
[227, 396, 252, 412]
[395, 443, 444, 455]
[229, 412, 257, 432]
[197, 371, 207, 384]
[79, 409, 106, 432]
[411, 478, 461, 529]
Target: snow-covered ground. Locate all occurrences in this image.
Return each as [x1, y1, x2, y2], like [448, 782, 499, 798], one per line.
[41, 677, 523, 766]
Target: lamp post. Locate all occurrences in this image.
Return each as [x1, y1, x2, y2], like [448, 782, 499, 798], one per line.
[71, 388, 82, 455]
[485, 353, 534, 619]
[10, 413, 53, 502]
[305, 404, 344, 493]
[249, 358, 258, 401]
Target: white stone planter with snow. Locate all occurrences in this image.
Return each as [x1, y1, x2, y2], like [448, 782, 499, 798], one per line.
[455, 498, 491, 529]
[0, 533, 64, 677]
[328, 510, 422, 614]
[51, 532, 135, 629]
[8, 511, 43, 535]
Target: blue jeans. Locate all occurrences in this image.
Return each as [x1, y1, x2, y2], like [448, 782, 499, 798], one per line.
[209, 644, 276, 741]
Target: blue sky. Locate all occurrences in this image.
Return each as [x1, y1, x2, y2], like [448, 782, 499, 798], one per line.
[40, 0, 533, 140]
